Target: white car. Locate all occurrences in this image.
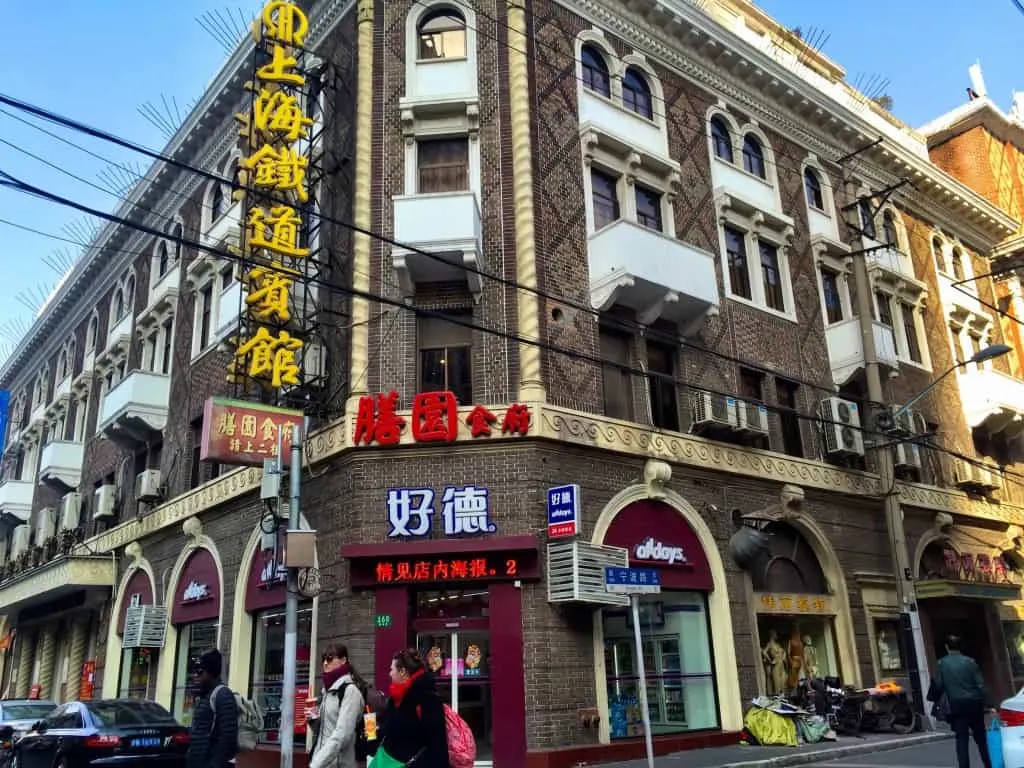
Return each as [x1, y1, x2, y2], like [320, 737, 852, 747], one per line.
[999, 688, 1024, 767]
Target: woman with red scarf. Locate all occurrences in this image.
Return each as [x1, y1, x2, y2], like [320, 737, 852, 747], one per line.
[376, 649, 450, 768]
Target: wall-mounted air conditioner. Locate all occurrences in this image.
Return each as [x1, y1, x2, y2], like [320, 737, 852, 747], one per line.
[951, 459, 974, 489]
[973, 464, 1000, 492]
[894, 442, 922, 470]
[60, 492, 82, 531]
[736, 400, 770, 435]
[36, 507, 56, 544]
[819, 397, 865, 457]
[690, 390, 739, 430]
[889, 405, 924, 435]
[136, 470, 163, 503]
[11, 525, 30, 558]
[94, 485, 117, 519]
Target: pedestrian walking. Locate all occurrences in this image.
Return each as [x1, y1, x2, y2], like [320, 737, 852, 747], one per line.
[186, 649, 239, 768]
[310, 643, 366, 768]
[927, 634, 994, 768]
[375, 649, 450, 768]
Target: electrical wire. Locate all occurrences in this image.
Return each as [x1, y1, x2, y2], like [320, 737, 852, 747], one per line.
[4, 166, 1022, 488]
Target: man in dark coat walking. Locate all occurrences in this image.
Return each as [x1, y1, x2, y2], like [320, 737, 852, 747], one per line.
[186, 649, 238, 768]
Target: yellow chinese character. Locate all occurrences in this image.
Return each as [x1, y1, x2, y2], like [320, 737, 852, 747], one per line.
[251, 89, 313, 142]
[241, 146, 309, 201]
[247, 206, 308, 258]
[813, 598, 826, 612]
[797, 597, 810, 613]
[257, 44, 306, 86]
[780, 596, 793, 610]
[259, 1, 309, 46]
[235, 327, 304, 388]
[260, 417, 278, 441]
[761, 595, 776, 610]
[217, 411, 237, 436]
[241, 414, 258, 438]
[246, 266, 293, 323]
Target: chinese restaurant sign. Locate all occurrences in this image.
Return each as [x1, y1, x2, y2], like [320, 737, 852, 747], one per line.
[354, 390, 531, 446]
[757, 593, 834, 615]
[201, 397, 303, 467]
[229, 0, 318, 394]
[373, 554, 522, 585]
[387, 486, 496, 538]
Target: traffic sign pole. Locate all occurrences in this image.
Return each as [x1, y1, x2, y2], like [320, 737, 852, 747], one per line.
[631, 593, 655, 768]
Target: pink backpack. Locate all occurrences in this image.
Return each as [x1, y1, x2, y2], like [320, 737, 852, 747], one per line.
[416, 703, 476, 768]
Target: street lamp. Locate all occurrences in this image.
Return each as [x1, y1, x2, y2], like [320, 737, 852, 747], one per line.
[877, 342, 1010, 726]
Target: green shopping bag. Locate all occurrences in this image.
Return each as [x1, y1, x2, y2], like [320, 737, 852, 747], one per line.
[369, 746, 407, 768]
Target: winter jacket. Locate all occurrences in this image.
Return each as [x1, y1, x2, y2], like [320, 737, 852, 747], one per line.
[186, 681, 238, 768]
[929, 651, 990, 715]
[380, 673, 450, 768]
[311, 673, 365, 768]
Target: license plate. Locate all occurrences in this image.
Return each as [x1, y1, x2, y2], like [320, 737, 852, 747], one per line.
[132, 737, 162, 748]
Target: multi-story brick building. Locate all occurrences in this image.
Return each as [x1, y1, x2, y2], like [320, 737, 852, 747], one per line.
[1, 1, 1023, 767]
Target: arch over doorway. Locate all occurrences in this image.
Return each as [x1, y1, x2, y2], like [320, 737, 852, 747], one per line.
[101, 555, 158, 699]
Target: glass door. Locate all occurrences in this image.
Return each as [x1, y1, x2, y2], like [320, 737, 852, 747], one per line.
[415, 629, 492, 764]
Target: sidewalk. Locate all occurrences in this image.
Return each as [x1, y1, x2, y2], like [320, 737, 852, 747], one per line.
[598, 731, 951, 768]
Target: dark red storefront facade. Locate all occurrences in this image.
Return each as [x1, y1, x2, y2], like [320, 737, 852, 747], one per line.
[342, 535, 539, 768]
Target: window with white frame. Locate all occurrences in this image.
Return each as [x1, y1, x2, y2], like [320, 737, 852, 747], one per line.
[931, 236, 946, 273]
[73, 394, 90, 442]
[717, 209, 795, 319]
[86, 315, 99, 351]
[819, 266, 845, 325]
[581, 43, 612, 98]
[710, 116, 733, 163]
[875, 291, 926, 366]
[189, 259, 240, 359]
[140, 316, 175, 376]
[742, 134, 766, 179]
[622, 67, 653, 120]
[804, 168, 824, 211]
[417, 7, 467, 60]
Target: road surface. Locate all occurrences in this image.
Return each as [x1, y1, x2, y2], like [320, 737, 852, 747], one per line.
[809, 736, 988, 767]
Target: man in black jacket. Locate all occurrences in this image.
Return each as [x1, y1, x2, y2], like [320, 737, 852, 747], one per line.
[186, 649, 238, 768]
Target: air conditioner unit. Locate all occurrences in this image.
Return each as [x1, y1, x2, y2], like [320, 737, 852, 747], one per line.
[736, 399, 770, 435]
[135, 469, 163, 503]
[122, 604, 169, 649]
[951, 459, 974, 488]
[973, 465, 1000, 491]
[94, 484, 117, 520]
[35, 507, 56, 544]
[689, 390, 739, 430]
[819, 397, 865, 457]
[894, 442, 922, 469]
[888, 405, 918, 435]
[60, 492, 82, 531]
[11, 525, 30, 558]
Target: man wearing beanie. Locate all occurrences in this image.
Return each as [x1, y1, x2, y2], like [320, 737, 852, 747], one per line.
[187, 649, 238, 768]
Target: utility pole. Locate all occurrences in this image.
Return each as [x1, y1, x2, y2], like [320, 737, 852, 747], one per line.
[843, 168, 930, 723]
[280, 423, 303, 768]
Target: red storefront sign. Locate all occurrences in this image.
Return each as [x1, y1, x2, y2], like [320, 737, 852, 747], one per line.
[171, 548, 221, 625]
[373, 554, 523, 585]
[295, 684, 309, 736]
[200, 397, 304, 467]
[353, 390, 531, 446]
[603, 499, 714, 591]
[117, 569, 155, 635]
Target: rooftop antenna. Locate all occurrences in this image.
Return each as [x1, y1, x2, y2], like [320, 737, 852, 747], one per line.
[196, 8, 250, 54]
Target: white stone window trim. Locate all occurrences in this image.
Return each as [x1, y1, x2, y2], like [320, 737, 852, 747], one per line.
[873, 288, 932, 372]
[934, 232, 982, 298]
[706, 105, 782, 201]
[813, 249, 854, 326]
[947, 305, 995, 369]
[405, 0, 477, 92]
[31, 367, 50, 415]
[200, 151, 241, 243]
[186, 259, 239, 363]
[800, 155, 837, 219]
[152, 218, 185, 288]
[85, 312, 100, 353]
[72, 392, 90, 444]
[402, 118, 482, 198]
[715, 192, 797, 323]
[580, 125, 681, 237]
[137, 309, 176, 378]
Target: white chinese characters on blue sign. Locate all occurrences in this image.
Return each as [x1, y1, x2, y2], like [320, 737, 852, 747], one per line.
[387, 486, 496, 538]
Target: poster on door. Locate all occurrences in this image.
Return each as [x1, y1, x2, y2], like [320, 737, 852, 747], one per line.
[80, 660, 96, 701]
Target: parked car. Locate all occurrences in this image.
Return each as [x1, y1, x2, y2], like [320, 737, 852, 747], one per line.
[14, 698, 189, 768]
[0, 701, 56, 742]
[998, 688, 1024, 768]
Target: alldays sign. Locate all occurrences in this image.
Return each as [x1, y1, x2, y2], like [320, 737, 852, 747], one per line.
[633, 537, 689, 566]
[181, 581, 211, 603]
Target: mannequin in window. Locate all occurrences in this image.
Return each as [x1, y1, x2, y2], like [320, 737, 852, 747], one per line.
[762, 630, 787, 695]
[787, 627, 804, 689]
[802, 635, 818, 679]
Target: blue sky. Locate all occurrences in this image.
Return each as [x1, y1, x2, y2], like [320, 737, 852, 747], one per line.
[0, 0, 1020, 356]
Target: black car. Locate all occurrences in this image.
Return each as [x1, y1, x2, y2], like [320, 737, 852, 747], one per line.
[0, 701, 57, 743]
[14, 698, 189, 768]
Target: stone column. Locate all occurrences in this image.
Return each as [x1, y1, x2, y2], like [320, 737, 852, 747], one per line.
[36, 625, 56, 700]
[14, 630, 35, 698]
[65, 619, 88, 701]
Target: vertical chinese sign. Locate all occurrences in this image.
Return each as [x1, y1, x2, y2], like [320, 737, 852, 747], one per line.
[229, 0, 326, 407]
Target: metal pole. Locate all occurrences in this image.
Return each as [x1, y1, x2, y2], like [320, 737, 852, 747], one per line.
[850, 238, 929, 724]
[280, 423, 302, 768]
[630, 594, 655, 768]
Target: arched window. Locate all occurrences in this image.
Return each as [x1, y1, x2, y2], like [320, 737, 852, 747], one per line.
[68, 339, 76, 373]
[125, 275, 136, 309]
[87, 316, 98, 350]
[803, 168, 824, 210]
[932, 237, 945, 271]
[710, 117, 733, 162]
[113, 289, 125, 322]
[951, 248, 965, 280]
[742, 134, 766, 179]
[57, 349, 68, 381]
[882, 210, 898, 247]
[211, 184, 226, 222]
[580, 44, 611, 98]
[622, 67, 653, 120]
[171, 222, 183, 260]
[157, 242, 170, 278]
[417, 7, 467, 60]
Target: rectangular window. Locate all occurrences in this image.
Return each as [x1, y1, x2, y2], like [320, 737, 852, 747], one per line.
[161, 319, 173, 375]
[874, 618, 906, 674]
[417, 137, 469, 194]
[647, 342, 679, 431]
[875, 292, 893, 327]
[252, 607, 313, 747]
[119, 647, 159, 700]
[190, 419, 203, 490]
[198, 285, 213, 350]
[820, 268, 843, 324]
[635, 185, 663, 231]
[220, 265, 234, 292]
[603, 593, 718, 735]
[775, 377, 803, 458]
[724, 226, 751, 300]
[591, 169, 620, 230]
[600, 327, 633, 421]
[858, 199, 877, 239]
[738, 367, 763, 401]
[172, 620, 218, 726]
[901, 303, 922, 363]
[418, 313, 473, 405]
[758, 240, 785, 311]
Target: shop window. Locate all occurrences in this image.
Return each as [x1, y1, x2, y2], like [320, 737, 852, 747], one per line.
[119, 647, 158, 699]
[252, 607, 313, 747]
[600, 326, 633, 421]
[647, 342, 678, 431]
[757, 615, 839, 692]
[417, 138, 469, 194]
[874, 618, 906, 674]
[172, 620, 218, 726]
[603, 592, 718, 736]
[418, 312, 472, 405]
